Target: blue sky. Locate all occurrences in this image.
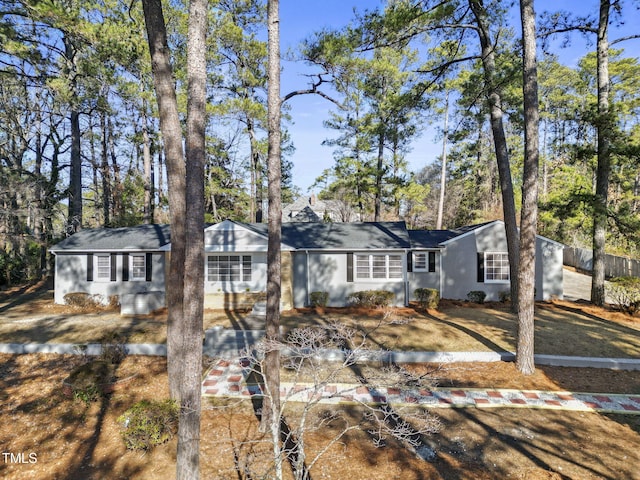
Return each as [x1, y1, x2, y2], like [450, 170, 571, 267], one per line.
[277, 1, 640, 194]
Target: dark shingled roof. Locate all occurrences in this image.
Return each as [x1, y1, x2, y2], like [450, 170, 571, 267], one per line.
[291, 206, 322, 223]
[50, 221, 499, 252]
[408, 222, 495, 249]
[239, 221, 411, 250]
[50, 224, 171, 252]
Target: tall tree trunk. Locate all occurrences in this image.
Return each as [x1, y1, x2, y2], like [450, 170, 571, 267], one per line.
[108, 118, 122, 221]
[175, 0, 207, 476]
[143, 106, 154, 224]
[262, 2, 283, 479]
[436, 92, 449, 230]
[374, 127, 384, 221]
[64, 36, 82, 234]
[247, 116, 263, 222]
[68, 110, 82, 233]
[516, 0, 539, 375]
[591, 0, 611, 307]
[100, 111, 111, 227]
[470, 0, 520, 310]
[142, 0, 187, 401]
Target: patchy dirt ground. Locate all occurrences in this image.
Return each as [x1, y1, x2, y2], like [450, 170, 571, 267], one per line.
[1, 281, 640, 478]
[0, 354, 639, 480]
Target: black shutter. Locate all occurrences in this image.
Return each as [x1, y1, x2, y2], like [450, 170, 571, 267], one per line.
[87, 253, 93, 282]
[110, 253, 117, 281]
[146, 253, 153, 281]
[477, 252, 485, 283]
[428, 252, 436, 272]
[407, 252, 413, 272]
[347, 253, 353, 282]
[122, 253, 129, 281]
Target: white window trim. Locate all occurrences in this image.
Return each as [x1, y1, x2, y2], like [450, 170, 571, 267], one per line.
[206, 254, 252, 283]
[413, 251, 436, 272]
[95, 254, 111, 282]
[484, 252, 510, 284]
[129, 253, 147, 281]
[355, 253, 403, 281]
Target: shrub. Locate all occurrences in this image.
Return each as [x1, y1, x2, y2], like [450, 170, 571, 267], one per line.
[414, 288, 439, 309]
[118, 399, 179, 450]
[467, 290, 486, 304]
[64, 292, 94, 308]
[65, 360, 113, 404]
[99, 332, 127, 365]
[347, 290, 395, 308]
[607, 276, 640, 315]
[498, 290, 511, 303]
[309, 291, 329, 307]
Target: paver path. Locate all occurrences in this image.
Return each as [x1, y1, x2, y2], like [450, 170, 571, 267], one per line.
[202, 359, 640, 414]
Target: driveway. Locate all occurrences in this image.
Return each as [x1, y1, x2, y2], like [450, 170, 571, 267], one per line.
[563, 268, 612, 303]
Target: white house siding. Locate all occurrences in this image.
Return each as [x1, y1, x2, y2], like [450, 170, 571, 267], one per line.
[295, 251, 407, 307]
[408, 251, 441, 301]
[440, 222, 563, 301]
[53, 252, 166, 305]
[441, 222, 511, 301]
[535, 237, 564, 300]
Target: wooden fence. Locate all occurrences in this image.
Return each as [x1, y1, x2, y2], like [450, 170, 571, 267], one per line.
[564, 247, 640, 278]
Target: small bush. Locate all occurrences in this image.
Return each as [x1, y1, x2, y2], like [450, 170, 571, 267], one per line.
[347, 290, 395, 308]
[498, 290, 511, 303]
[65, 360, 114, 404]
[64, 292, 94, 308]
[118, 399, 179, 450]
[415, 288, 439, 309]
[467, 290, 486, 304]
[309, 291, 329, 307]
[607, 276, 640, 315]
[99, 332, 127, 365]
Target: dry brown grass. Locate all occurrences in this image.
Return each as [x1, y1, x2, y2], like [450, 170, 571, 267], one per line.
[1, 282, 639, 359]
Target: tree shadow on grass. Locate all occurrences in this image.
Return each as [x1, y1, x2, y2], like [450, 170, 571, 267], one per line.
[423, 311, 512, 354]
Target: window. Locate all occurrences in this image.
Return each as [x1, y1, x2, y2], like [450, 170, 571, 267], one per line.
[207, 255, 252, 282]
[96, 255, 111, 281]
[355, 254, 403, 280]
[130, 254, 146, 281]
[485, 252, 510, 283]
[413, 252, 436, 272]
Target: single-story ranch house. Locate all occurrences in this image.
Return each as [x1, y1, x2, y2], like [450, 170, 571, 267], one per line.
[50, 220, 564, 314]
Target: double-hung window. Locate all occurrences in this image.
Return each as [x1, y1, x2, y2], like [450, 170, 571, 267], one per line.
[95, 255, 111, 281]
[413, 252, 436, 272]
[355, 254, 403, 280]
[207, 255, 252, 282]
[484, 252, 510, 283]
[130, 254, 146, 281]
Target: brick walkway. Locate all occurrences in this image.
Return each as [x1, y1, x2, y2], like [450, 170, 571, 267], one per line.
[202, 359, 640, 414]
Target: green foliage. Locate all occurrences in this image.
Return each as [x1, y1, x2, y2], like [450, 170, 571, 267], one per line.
[347, 290, 395, 308]
[66, 360, 113, 405]
[309, 291, 329, 308]
[467, 291, 486, 304]
[606, 277, 640, 315]
[118, 400, 179, 450]
[414, 288, 439, 309]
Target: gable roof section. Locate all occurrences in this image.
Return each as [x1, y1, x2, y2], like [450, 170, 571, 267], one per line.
[237, 221, 410, 250]
[409, 222, 494, 248]
[282, 221, 411, 250]
[292, 206, 322, 222]
[410, 220, 564, 249]
[50, 224, 171, 252]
